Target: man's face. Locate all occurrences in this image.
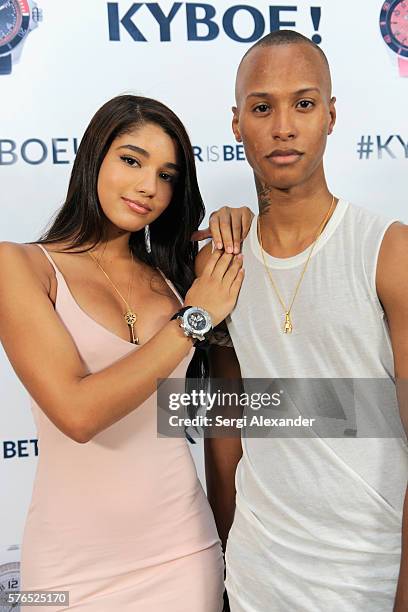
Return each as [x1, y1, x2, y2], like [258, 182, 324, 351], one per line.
[233, 43, 336, 191]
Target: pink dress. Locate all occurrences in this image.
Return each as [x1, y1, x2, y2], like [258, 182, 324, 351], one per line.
[20, 245, 224, 611]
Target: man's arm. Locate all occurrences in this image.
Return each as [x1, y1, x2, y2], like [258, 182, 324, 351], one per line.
[206, 345, 243, 552]
[195, 242, 243, 552]
[377, 223, 408, 611]
[195, 242, 243, 612]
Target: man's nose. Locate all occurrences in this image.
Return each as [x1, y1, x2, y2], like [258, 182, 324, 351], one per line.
[270, 108, 297, 140]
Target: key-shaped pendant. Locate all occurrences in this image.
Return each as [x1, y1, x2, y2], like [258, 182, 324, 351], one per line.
[124, 311, 139, 345]
[284, 312, 293, 334]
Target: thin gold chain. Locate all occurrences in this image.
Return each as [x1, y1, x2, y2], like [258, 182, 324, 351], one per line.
[88, 248, 139, 344]
[258, 195, 335, 333]
[88, 250, 135, 311]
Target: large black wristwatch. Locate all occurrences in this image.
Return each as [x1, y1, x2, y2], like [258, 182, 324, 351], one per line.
[171, 306, 213, 346]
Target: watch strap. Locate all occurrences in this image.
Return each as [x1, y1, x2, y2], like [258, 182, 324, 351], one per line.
[398, 56, 408, 78]
[0, 55, 12, 75]
[170, 306, 190, 321]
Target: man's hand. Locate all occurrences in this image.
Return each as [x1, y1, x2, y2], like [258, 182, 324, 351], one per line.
[191, 205, 254, 254]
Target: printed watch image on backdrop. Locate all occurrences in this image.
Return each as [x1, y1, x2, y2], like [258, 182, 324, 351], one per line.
[380, 0, 408, 77]
[0, 0, 42, 75]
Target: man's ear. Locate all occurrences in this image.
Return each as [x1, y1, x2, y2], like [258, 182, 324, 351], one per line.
[328, 96, 337, 135]
[232, 106, 242, 142]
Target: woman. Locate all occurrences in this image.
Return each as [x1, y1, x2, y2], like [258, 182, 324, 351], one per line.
[0, 95, 249, 611]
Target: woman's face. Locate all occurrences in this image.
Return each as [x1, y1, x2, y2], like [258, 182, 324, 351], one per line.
[97, 122, 180, 234]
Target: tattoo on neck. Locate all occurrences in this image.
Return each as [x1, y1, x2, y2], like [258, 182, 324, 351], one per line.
[255, 179, 273, 215]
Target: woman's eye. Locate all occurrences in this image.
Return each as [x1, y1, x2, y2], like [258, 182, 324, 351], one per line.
[160, 172, 175, 183]
[297, 100, 314, 110]
[254, 104, 270, 113]
[120, 155, 139, 167]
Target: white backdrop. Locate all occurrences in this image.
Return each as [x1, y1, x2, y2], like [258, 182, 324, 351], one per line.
[1, 0, 407, 593]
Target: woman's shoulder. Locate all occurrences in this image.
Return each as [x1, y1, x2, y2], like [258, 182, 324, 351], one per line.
[0, 241, 54, 294]
[0, 240, 40, 263]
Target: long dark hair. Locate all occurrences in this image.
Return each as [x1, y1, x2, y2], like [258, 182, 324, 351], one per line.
[37, 95, 208, 440]
[37, 94, 204, 299]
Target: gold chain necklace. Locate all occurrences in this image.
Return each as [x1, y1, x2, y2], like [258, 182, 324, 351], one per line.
[88, 249, 139, 345]
[258, 195, 335, 334]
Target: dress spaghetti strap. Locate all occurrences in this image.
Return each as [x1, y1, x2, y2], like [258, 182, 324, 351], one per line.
[35, 243, 61, 274]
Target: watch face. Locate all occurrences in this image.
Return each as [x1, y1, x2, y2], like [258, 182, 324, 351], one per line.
[0, 0, 30, 54]
[380, 0, 408, 58]
[187, 311, 208, 332]
[0, 1, 21, 46]
[0, 561, 20, 611]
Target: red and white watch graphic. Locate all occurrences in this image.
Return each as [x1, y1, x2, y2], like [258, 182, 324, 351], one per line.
[0, 0, 42, 75]
[380, 0, 408, 77]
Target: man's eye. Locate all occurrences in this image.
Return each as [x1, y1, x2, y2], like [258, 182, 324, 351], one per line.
[120, 155, 139, 167]
[253, 104, 270, 113]
[297, 100, 314, 110]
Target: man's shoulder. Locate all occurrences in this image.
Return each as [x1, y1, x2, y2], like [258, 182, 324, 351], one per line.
[377, 222, 408, 308]
[346, 201, 398, 227]
[341, 202, 408, 269]
[380, 221, 408, 261]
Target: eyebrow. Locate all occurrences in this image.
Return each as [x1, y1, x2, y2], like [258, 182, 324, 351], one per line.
[116, 144, 180, 172]
[246, 87, 321, 100]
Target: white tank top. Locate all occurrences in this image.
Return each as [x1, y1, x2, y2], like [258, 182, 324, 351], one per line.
[225, 200, 408, 612]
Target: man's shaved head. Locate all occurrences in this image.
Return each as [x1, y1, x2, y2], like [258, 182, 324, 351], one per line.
[235, 30, 332, 104]
[239, 29, 330, 72]
[231, 29, 336, 193]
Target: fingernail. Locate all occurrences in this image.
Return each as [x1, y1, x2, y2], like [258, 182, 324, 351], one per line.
[217, 242, 223, 250]
[226, 246, 233, 254]
[234, 245, 240, 254]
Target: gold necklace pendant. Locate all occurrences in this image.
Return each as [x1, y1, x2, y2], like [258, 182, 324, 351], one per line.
[284, 312, 293, 334]
[258, 195, 336, 335]
[124, 310, 139, 345]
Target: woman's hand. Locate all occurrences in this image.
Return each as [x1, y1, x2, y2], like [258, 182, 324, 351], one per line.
[184, 250, 244, 327]
[191, 206, 254, 254]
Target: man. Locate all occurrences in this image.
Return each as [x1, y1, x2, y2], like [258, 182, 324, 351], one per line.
[196, 30, 408, 611]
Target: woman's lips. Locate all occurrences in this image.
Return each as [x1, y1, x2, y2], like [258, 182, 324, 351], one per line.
[121, 197, 151, 215]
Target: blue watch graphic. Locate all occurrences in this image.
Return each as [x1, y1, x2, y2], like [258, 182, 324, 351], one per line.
[0, 0, 42, 75]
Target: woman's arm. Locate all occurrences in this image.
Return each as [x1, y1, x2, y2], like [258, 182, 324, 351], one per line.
[0, 242, 243, 443]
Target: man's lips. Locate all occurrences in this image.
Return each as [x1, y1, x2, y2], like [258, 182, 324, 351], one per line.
[266, 149, 304, 165]
[121, 197, 152, 214]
